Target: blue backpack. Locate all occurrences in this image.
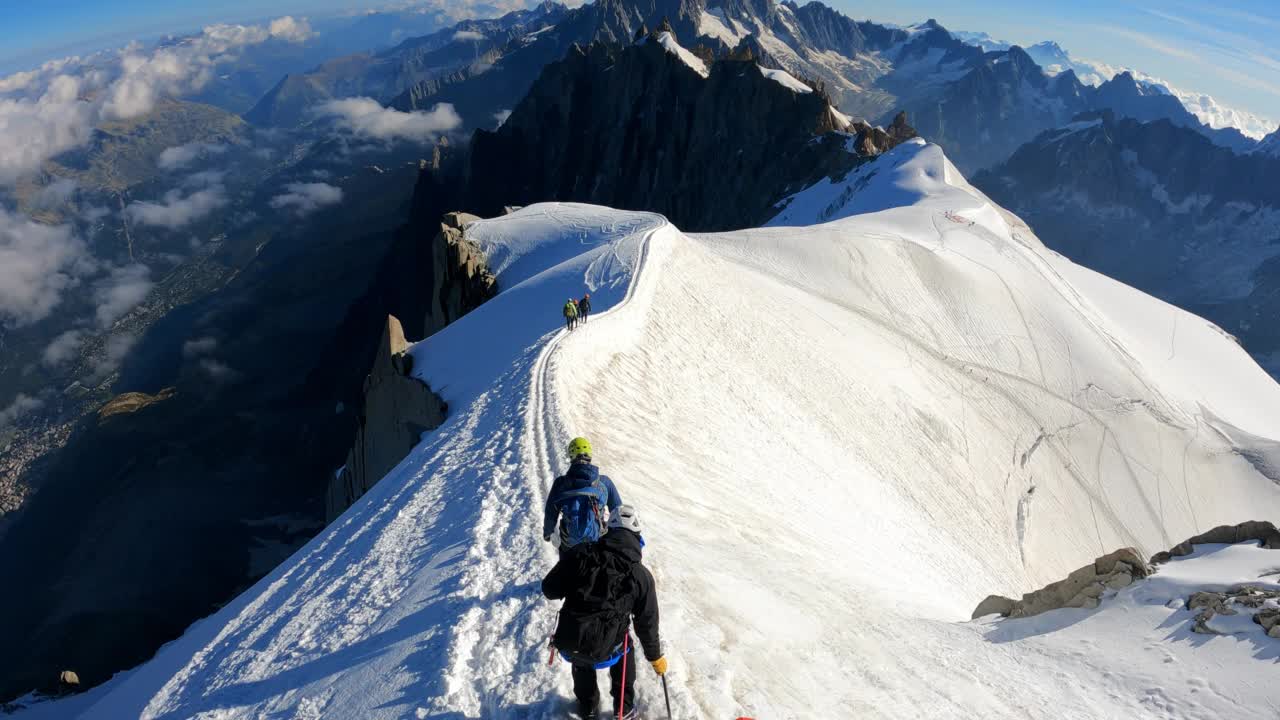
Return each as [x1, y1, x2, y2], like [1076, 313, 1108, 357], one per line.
[554, 475, 610, 548]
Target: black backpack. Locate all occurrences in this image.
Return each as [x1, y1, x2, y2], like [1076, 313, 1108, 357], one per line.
[553, 545, 635, 664]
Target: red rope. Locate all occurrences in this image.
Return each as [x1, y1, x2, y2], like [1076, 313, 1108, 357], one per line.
[617, 633, 630, 720]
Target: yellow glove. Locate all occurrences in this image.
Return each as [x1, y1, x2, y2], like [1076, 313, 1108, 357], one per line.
[650, 657, 668, 675]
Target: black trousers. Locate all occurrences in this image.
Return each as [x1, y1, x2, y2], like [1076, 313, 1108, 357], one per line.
[570, 639, 635, 715]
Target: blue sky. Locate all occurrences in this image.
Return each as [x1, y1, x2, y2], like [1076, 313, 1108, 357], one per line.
[833, 0, 1280, 122]
[0, 0, 339, 68]
[2, 0, 1278, 122]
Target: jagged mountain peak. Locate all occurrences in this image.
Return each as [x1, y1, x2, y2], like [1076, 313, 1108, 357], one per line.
[461, 35, 912, 230]
[1106, 70, 1144, 92]
[1258, 126, 1280, 156]
[714, 0, 775, 21]
[1001, 44, 1043, 69]
[1030, 39, 1066, 53]
[904, 17, 955, 42]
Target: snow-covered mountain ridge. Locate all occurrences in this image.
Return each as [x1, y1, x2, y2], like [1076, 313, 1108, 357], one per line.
[34, 137, 1280, 719]
[953, 28, 1278, 141]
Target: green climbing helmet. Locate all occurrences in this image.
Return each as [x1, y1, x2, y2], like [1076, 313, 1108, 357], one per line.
[566, 436, 593, 460]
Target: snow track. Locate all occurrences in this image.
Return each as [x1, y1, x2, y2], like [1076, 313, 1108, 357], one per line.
[58, 152, 1280, 719]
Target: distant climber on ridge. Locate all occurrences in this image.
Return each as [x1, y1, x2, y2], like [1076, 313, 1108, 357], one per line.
[578, 293, 592, 323]
[544, 505, 665, 720]
[564, 297, 579, 331]
[544, 437, 621, 554]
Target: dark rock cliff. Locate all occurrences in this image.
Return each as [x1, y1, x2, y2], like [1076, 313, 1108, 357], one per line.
[461, 34, 913, 231]
[902, 45, 1089, 174]
[328, 210, 496, 520]
[390, 0, 715, 129]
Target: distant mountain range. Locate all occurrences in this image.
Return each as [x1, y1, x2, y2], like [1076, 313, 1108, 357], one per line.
[975, 110, 1280, 376]
[952, 29, 1277, 143]
[246, 2, 569, 127]
[244, 0, 1274, 174]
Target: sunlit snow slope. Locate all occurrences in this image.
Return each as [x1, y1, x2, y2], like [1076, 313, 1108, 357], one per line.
[62, 141, 1280, 719]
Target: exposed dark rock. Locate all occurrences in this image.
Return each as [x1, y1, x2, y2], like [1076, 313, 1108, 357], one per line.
[460, 38, 913, 231]
[902, 45, 1089, 173]
[848, 111, 918, 155]
[1150, 521, 1280, 564]
[328, 208, 498, 519]
[971, 594, 1016, 619]
[97, 388, 177, 421]
[390, 0, 711, 128]
[326, 315, 448, 520]
[971, 547, 1151, 619]
[426, 212, 498, 336]
[1188, 586, 1280, 637]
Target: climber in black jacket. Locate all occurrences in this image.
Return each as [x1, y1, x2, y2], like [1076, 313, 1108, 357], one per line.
[543, 505, 665, 720]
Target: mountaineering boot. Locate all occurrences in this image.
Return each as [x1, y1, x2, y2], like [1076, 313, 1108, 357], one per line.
[618, 706, 639, 719]
[577, 700, 600, 719]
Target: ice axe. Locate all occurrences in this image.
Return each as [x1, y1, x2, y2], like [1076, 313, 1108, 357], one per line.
[660, 674, 672, 720]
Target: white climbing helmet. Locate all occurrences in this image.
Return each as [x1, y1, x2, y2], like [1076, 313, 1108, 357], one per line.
[608, 504, 641, 533]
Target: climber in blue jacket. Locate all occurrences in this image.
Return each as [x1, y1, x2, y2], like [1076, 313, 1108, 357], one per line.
[544, 437, 622, 552]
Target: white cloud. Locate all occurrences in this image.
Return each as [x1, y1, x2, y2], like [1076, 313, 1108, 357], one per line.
[93, 264, 153, 328]
[182, 169, 227, 187]
[43, 329, 85, 366]
[182, 336, 218, 358]
[31, 178, 79, 208]
[88, 332, 138, 384]
[0, 209, 92, 326]
[200, 357, 236, 382]
[0, 75, 98, 184]
[269, 182, 344, 216]
[157, 141, 227, 170]
[0, 17, 310, 185]
[126, 185, 227, 228]
[453, 30, 485, 42]
[0, 393, 43, 428]
[83, 205, 112, 224]
[316, 97, 461, 142]
[268, 16, 316, 43]
[493, 109, 512, 128]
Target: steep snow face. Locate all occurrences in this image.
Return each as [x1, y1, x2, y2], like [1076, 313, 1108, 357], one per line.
[696, 6, 744, 46]
[56, 146, 1280, 719]
[759, 66, 812, 93]
[769, 137, 997, 228]
[650, 31, 709, 78]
